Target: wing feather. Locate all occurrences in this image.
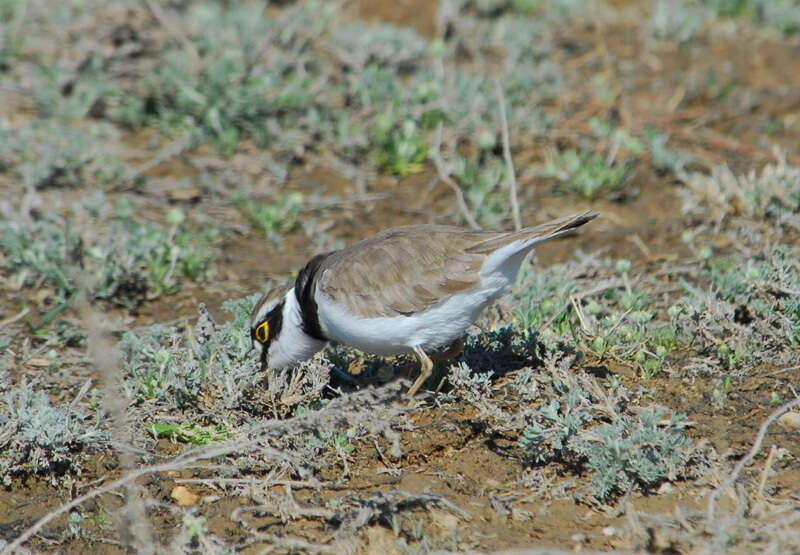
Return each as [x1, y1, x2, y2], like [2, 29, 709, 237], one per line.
[315, 212, 596, 318]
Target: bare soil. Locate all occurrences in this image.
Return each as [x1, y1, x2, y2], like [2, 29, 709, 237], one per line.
[1, 0, 799, 553]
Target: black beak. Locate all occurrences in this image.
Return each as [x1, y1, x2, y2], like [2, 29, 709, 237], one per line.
[249, 327, 268, 371]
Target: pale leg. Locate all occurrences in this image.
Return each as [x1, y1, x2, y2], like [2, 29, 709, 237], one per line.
[407, 346, 434, 397]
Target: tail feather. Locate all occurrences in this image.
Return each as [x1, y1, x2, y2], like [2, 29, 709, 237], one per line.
[467, 210, 597, 254]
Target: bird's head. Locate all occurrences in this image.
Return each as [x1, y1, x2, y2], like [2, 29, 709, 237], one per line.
[249, 286, 289, 371]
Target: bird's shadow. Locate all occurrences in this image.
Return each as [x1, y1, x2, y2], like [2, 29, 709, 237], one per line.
[326, 325, 576, 394]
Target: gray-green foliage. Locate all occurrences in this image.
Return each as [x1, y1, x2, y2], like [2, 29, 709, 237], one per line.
[120, 294, 330, 413]
[231, 192, 302, 241]
[0, 384, 107, 484]
[119, 324, 202, 405]
[330, 22, 427, 68]
[650, 0, 800, 38]
[514, 256, 685, 376]
[649, 0, 707, 42]
[519, 388, 593, 464]
[542, 148, 632, 199]
[0, 214, 76, 297]
[646, 125, 691, 180]
[583, 410, 694, 499]
[0, 195, 217, 308]
[0, 120, 127, 189]
[513, 262, 579, 332]
[518, 357, 701, 501]
[119, 296, 259, 408]
[6, 0, 571, 213]
[676, 244, 800, 372]
[698, 0, 800, 34]
[452, 156, 508, 226]
[680, 157, 800, 229]
[115, 2, 336, 156]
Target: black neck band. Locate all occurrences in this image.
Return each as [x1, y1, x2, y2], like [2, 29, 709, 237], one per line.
[294, 253, 330, 341]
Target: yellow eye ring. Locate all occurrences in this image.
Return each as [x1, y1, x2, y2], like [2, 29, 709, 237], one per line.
[255, 322, 269, 343]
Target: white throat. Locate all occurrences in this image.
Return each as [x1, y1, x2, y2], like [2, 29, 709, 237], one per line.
[267, 289, 328, 370]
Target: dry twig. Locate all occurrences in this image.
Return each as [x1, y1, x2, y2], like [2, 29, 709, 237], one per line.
[707, 396, 800, 520]
[429, 122, 480, 230]
[494, 78, 522, 231]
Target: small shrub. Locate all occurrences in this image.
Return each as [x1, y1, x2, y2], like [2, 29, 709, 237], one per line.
[0, 385, 107, 485]
[518, 356, 704, 502]
[373, 115, 429, 176]
[0, 197, 217, 309]
[232, 192, 302, 241]
[680, 154, 800, 228]
[542, 149, 632, 199]
[583, 410, 695, 499]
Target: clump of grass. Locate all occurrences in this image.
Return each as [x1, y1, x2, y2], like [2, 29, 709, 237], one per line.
[451, 155, 508, 226]
[697, 0, 800, 35]
[541, 148, 632, 199]
[583, 410, 696, 499]
[93, 204, 218, 306]
[645, 125, 692, 180]
[150, 422, 228, 445]
[0, 195, 217, 309]
[675, 244, 800, 372]
[372, 115, 429, 176]
[0, 120, 127, 189]
[120, 294, 331, 416]
[518, 355, 704, 502]
[232, 192, 302, 241]
[680, 153, 800, 229]
[0, 384, 108, 485]
[119, 324, 202, 406]
[32, 55, 122, 121]
[648, 0, 707, 42]
[113, 2, 336, 157]
[513, 262, 580, 334]
[330, 22, 427, 70]
[513, 256, 689, 377]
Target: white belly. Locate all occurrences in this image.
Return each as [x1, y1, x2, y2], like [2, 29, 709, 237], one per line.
[317, 274, 512, 355]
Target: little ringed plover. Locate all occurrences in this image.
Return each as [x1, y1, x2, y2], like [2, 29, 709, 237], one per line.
[251, 210, 597, 396]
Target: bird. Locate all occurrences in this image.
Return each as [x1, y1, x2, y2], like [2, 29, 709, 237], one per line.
[250, 210, 597, 396]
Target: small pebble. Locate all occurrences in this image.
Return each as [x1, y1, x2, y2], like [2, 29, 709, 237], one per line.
[778, 411, 800, 431]
[170, 485, 199, 506]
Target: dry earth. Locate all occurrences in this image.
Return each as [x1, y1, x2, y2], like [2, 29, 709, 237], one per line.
[1, 0, 799, 553]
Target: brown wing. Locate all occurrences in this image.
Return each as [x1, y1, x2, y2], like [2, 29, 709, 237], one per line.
[316, 225, 502, 318]
[466, 210, 597, 254]
[315, 212, 596, 318]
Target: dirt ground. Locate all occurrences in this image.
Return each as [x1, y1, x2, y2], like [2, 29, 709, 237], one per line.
[1, 0, 800, 553]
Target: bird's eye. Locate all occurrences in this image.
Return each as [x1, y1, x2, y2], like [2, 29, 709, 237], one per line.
[255, 322, 269, 343]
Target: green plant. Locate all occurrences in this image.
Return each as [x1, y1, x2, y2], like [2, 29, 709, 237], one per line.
[518, 357, 702, 502]
[542, 149, 631, 199]
[151, 422, 228, 445]
[232, 192, 302, 241]
[452, 155, 508, 226]
[680, 156, 800, 227]
[646, 125, 691, 179]
[649, 0, 706, 41]
[0, 385, 108, 485]
[373, 115, 429, 176]
[120, 295, 330, 412]
[0, 196, 217, 309]
[519, 391, 593, 464]
[513, 263, 579, 333]
[584, 410, 694, 499]
[696, 0, 800, 35]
